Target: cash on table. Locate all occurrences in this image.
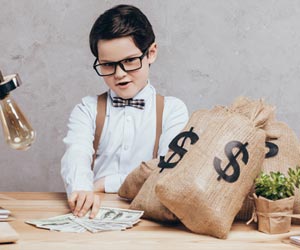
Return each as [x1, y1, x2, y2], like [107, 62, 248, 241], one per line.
[25, 207, 144, 233]
[0, 207, 11, 221]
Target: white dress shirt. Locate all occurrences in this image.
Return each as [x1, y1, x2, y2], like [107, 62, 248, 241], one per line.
[61, 83, 189, 195]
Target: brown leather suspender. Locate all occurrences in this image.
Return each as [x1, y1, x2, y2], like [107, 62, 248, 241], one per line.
[91, 92, 107, 170]
[153, 94, 164, 158]
[91, 93, 164, 170]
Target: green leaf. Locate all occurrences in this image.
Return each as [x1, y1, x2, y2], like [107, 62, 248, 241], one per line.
[254, 167, 300, 201]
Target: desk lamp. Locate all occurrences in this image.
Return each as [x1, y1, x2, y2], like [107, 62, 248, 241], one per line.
[0, 70, 35, 150]
[0, 69, 35, 243]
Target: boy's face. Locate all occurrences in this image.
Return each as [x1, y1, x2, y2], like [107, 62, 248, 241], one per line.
[97, 36, 157, 99]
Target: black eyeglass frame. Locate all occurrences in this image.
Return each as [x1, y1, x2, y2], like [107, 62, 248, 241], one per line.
[93, 49, 149, 77]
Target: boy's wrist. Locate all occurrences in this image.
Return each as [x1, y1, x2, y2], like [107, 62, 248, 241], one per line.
[67, 184, 94, 198]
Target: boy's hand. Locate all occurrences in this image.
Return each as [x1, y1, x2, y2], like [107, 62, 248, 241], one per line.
[68, 191, 101, 219]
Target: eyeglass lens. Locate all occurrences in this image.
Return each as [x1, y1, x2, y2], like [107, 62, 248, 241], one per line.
[98, 58, 142, 76]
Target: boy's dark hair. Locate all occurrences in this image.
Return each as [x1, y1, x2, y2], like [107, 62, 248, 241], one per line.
[89, 4, 155, 58]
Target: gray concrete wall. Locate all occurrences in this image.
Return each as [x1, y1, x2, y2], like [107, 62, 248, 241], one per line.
[0, 0, 300, 191]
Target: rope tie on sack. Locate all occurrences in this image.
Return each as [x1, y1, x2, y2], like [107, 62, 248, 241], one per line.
[246, 210, 296, 225]
[246, 198, 300, 225]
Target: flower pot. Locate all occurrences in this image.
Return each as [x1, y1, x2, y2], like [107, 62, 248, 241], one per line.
[253, 194, 294, 234]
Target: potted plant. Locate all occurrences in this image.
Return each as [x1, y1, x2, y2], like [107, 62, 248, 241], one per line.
[251, 166, 300, 234]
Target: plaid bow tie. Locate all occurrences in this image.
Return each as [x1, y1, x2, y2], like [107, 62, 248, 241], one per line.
[112, 97, 145, 110]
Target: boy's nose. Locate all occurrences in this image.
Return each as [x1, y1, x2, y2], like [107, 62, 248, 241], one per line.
[114, 64, 127, 79]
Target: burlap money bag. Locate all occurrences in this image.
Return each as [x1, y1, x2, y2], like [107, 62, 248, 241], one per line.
[236, 121, 300, 221]
[118, 159, 159, 200]
[129, 107, 230, 222]
[230, 97, 300, 222]
[119, 108, 218, 201]
[155, 100, 274, 239]
[228, 96, 276, 123]
[129, 165, 178, 222]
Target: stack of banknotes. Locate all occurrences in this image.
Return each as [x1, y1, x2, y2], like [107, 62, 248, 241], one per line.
[0, 207, 11, 221]
[25, 207, 144, 233]
[290, 236, 300, 246]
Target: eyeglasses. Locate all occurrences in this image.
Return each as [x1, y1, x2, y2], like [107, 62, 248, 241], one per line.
[93, 50, 148, 77]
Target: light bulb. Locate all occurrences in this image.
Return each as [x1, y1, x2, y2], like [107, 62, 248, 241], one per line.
[0, 71, 36, 150]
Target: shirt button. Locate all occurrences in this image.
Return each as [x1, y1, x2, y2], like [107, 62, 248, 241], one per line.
[126, 116, 132, 122]
[124, 145, 129, 150]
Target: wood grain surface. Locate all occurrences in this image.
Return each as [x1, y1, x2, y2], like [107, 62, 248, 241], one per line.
[0, 192, 299, 250]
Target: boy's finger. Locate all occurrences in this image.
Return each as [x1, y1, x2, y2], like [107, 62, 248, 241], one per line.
[78, 194, 94, 217]
[73, 194, 86, 216]
[68, 192, 78, 211]
[90, 195, 101, 219]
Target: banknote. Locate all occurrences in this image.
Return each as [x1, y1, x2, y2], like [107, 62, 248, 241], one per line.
[25, 207, 144, 233]
[0, 207, 10, 219]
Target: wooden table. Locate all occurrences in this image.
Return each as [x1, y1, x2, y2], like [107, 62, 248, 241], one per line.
[0, 192, 299, 250]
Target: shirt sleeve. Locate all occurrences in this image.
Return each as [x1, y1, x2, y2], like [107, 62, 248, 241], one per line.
[61, 96, 97, 197]
[158, 96, 189, 156]
[104, 174, 127, 193]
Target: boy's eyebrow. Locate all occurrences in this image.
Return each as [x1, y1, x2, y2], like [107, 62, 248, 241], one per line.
[99, 52, 143, 63]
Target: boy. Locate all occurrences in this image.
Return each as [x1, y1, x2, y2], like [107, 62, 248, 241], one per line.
[61, 4, 189, 219]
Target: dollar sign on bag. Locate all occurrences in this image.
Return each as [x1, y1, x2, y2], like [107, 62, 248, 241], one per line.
[265, 141, 279, 158]
[214, 141, 249, 183]
[158, 127, 199, 173]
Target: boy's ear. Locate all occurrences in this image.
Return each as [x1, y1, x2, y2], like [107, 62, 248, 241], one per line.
[147, 42, 158, 64]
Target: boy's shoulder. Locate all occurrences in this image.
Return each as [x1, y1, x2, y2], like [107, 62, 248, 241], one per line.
[163, 95, 187, 109]
[73, 95, 98, 114]
[159, 95, 189, 128]
[79, 95, 98, 106]
[163, 95, 189, 119]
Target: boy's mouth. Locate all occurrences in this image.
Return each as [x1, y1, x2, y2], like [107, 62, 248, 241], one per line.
[117, 81, 131, 86]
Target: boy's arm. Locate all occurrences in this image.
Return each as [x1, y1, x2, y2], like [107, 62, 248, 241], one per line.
[61, 96, 96, 197]
[94, 175, 127, 193]
[103, 174, 128, 193]
[61, 147, 94, 195]
[93, 177, 105, 192]
[158, 96, 189, 156]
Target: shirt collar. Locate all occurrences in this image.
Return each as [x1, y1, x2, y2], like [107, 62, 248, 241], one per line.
[109, 81, 153, 102]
